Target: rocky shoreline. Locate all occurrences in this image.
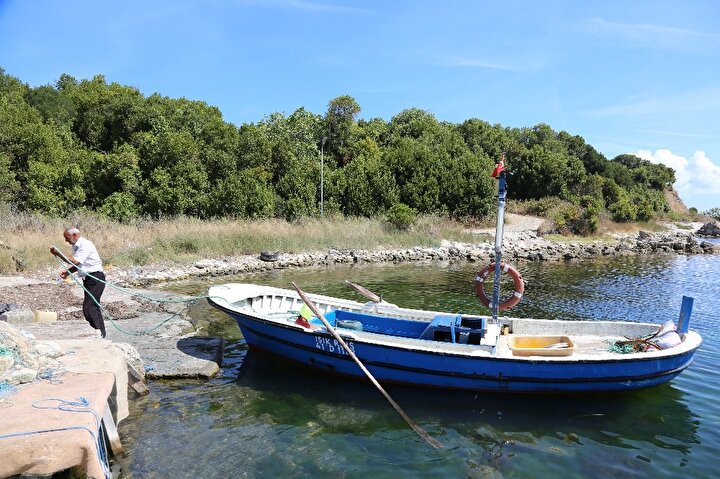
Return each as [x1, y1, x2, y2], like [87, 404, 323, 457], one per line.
[107, 228, 717, 286]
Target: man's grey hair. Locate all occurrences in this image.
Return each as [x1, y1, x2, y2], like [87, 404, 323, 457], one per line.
[65, 227, 80, 235]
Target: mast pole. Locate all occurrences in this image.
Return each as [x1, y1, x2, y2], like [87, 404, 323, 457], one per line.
[491, 157, 507, 324]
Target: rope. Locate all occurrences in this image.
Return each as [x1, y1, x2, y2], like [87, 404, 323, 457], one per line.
[0, 341, 23, 366]
[37, 368, 67, 384]
[607, 340, 635, 354]
[0, 381, 16, 396]
[607, 324, 666, 354]
[51, 247, 229, 336]
[0, 396, 111, 479]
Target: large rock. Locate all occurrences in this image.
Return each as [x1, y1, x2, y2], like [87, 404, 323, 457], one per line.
[5, 367, 37, 385]
[0, 308, 35, 325]
[697, 221, 720, 237]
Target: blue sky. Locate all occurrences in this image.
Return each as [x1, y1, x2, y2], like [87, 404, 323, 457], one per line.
[1, 0, 719, 210]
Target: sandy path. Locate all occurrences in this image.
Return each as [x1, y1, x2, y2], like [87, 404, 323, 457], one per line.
[470, 213, 546, 235]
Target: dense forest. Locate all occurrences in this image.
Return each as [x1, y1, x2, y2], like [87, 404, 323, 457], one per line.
[0, 68, 677, 233]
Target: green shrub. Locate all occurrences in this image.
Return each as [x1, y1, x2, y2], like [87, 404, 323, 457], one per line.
[704, 207, 720, 220]
[283, 198, 309, 222]
[608, 197, 637, 222]
[513, 197, 564, 216]
[635, 199, 654, 222]
[98, 192, 139, 223]
[386, 203, 418, 230]
[547, 198, 598, 236]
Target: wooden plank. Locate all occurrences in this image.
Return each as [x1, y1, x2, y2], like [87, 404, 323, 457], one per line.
[102, 401, 124, 456]
[129, 378, 150, 396]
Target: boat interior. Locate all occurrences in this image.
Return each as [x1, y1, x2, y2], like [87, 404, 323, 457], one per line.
[211, 284, 698, 359]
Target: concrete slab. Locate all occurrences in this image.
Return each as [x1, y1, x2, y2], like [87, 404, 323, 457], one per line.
[136, 336, 223, 379]
[21, 314, 224, 380]
[0, 372, 115, 479]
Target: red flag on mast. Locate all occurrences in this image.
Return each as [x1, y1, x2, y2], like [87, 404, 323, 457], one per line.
[491, 159, 505, 178]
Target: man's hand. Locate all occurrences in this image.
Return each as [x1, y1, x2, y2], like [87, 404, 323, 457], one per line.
[60, 270, 69, 279]
[50, 246, 59, 257]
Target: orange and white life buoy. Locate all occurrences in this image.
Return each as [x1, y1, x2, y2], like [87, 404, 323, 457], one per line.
[474, 262, 525, 311]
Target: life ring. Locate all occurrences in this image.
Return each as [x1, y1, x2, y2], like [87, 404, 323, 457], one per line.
[474, 262, 524, 311]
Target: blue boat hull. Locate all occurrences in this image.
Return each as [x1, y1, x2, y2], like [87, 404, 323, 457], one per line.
[225, 309, 695, 393]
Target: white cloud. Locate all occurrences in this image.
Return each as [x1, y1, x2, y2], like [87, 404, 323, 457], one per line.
[636, 149, 720, 210]
[587, 18, 720, 54]
[691, 151, 720, 193]
[450, 59, 522, 71]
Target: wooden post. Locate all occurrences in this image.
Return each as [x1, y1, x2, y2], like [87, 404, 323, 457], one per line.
[102, 401, 124, 456]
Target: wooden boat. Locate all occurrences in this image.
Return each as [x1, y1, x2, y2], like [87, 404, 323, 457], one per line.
[207, 283, 702, 393]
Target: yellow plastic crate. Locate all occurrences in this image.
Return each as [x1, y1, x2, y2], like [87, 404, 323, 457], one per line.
[507, 335, 576, 357]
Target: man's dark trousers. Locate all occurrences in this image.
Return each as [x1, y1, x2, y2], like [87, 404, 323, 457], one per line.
[83, 272, 106, 337]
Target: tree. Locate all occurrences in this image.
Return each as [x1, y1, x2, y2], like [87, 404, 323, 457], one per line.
[458, 119, 513, 160]
[136, 130, 209, 216]
[207, 168, 275, 219]
[384, 138, 443, 213]
[24, 84, 77, 127]
[439, 150, 495, 217]
[237, 123, 272, 170]
[338, 138, 398, 216]
[86, 144, 142, 210]
[510, 144, 586, 201]
[68, 75, 145, 152]
[558, 131, 607, 175]
[0, 152, 19, 202]
[325, 95, 361, 164]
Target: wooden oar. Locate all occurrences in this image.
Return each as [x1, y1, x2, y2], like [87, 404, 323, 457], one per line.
[292, 282, 442, 449]
[345, 280, 382, 303]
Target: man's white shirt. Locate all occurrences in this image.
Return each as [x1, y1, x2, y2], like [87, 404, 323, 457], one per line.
[72, 237, 103, 276]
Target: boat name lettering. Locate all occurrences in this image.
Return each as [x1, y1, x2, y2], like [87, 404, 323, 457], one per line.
[315, 336, 355, 355]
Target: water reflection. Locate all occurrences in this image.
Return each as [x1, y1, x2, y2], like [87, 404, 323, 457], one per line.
[232, 348, 699, 452]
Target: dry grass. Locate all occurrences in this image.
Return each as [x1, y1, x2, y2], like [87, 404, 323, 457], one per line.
[0, 206, 477, 274]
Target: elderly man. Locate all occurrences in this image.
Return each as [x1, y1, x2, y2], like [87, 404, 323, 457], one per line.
[50, 227, 107, 338]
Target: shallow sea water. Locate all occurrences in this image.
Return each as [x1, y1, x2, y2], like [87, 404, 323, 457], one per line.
[117, 252, 720, 478]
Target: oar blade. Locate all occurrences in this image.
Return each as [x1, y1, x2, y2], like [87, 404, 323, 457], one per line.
[345, 280, 382, 303]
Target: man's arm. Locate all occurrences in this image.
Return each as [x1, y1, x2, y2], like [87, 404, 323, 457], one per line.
[50, 247, 80, 277]
[50, 246, 81, 265]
